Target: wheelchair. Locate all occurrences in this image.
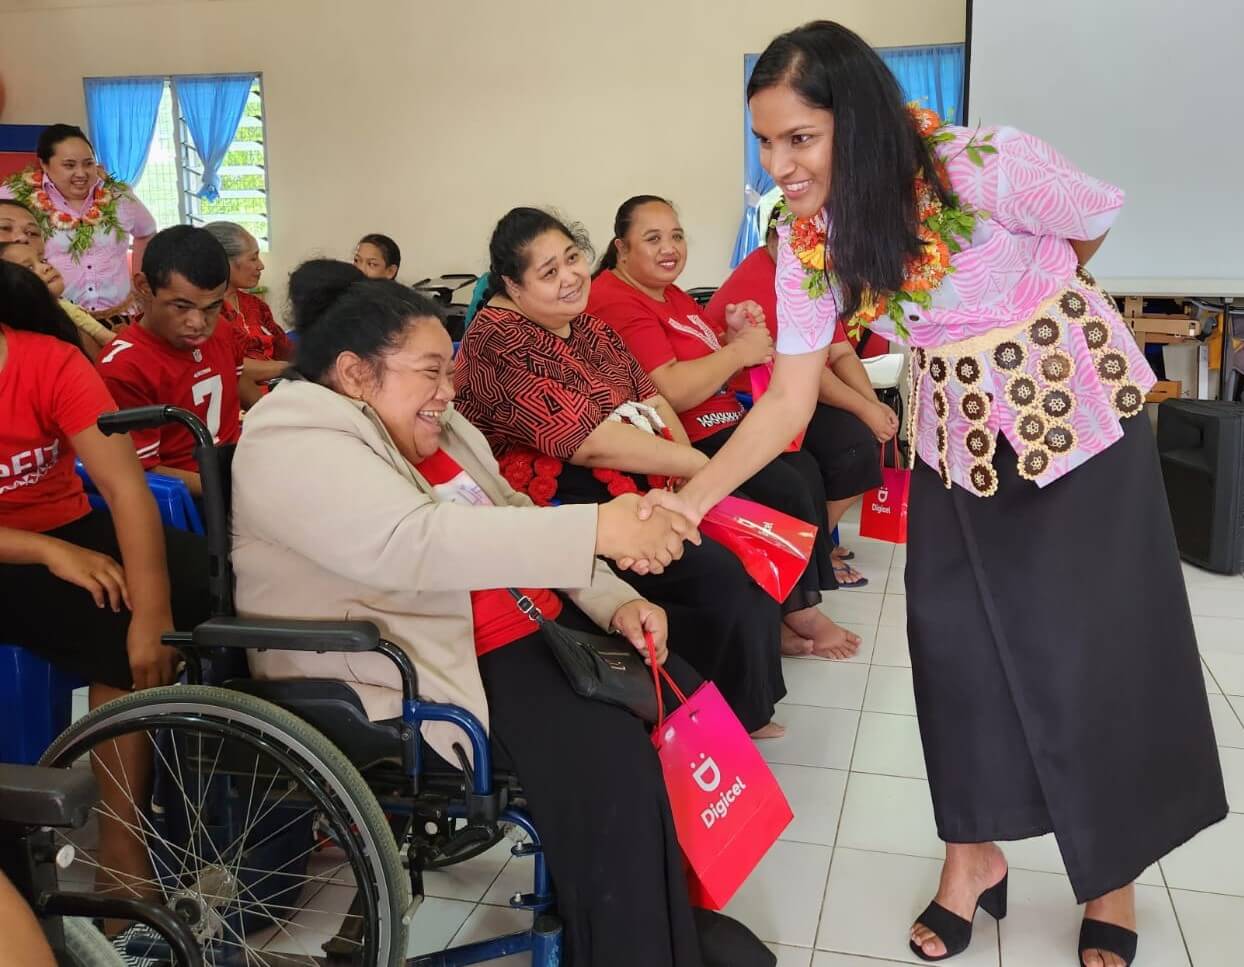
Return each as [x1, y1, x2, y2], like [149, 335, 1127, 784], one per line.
[38, 406, 562, 966]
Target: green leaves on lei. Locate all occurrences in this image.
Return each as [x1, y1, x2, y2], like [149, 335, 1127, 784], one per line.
[2, 167, 131, 263]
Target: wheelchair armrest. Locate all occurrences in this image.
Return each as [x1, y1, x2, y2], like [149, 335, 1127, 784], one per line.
[0, 764, 98, 829]
[191, 616, 382, 653]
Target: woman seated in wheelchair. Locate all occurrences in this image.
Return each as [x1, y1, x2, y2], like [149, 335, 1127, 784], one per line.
[232, 258, 771, 966]
[0, 261, 209, 919]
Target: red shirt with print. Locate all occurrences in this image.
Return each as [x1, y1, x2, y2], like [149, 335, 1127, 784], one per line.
[220, 291, 291, 397]
[0, 326, 117, 532]
[416, 447, 563, 656]
[96, 317, 244, 472]
[588, 269, 744, 442]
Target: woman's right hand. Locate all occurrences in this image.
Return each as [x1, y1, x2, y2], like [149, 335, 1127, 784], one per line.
[597, 493, 700, 575]
[728, 323, 774, 368]
[41, 539, 130, 611]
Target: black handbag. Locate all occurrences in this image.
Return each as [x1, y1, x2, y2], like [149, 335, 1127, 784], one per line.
[507, 590, 660, 723]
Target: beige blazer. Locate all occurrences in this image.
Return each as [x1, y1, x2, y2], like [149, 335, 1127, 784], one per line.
[231, 378, 640, 765]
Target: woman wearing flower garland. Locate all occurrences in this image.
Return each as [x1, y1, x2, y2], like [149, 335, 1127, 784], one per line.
[0, 124, 157, 327]
[455, 207, 788, 738]
[641, 21, 1225, 967]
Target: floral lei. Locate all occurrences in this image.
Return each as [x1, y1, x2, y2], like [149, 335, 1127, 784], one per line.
[2, 166, 129, 261]
[781, 104, 998, 340]
[498, 446, 673, 506]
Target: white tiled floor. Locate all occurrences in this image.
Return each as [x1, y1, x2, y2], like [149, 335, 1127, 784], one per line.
[48, 488, 1236, 967]
[253, 520, 1242, 964]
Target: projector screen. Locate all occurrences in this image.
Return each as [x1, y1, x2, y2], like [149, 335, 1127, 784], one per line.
[967, 0, 1244, 295]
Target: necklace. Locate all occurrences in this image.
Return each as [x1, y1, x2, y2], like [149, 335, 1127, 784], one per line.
[781, 104, 997, 339]
[2, 166, 128, 261]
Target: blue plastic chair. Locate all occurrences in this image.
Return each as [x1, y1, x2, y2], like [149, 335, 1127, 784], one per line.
[0, 468, 203, 764]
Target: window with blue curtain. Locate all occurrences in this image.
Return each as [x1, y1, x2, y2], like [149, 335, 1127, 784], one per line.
[83, 76, 165, 186]
[730, 43, 965, 268]
[173, 73, 258, 202]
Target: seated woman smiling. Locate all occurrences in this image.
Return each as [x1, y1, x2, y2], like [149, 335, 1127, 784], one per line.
[455, 208, 787, 738]
[230, 260, 768, 967]
[588, 195, 859, 658]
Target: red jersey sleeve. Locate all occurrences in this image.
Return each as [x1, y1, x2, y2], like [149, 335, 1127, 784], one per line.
[49, 345, 117, 439]
[96, 344, 161, 468]
[460, 323, 606, 460]
[591, 293, 678, 374]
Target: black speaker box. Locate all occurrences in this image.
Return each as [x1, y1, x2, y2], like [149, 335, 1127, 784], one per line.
[1156, 399, 1244, 574]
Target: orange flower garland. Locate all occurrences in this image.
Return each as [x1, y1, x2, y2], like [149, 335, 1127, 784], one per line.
[781, 104, 998, 339]
[2, 166, 128, 261]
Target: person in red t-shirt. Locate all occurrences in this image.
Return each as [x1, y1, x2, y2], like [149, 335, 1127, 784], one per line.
[589, 195, 861, 659]
[206, 221, 292, 391]
[706, 216, 899, 585]
[98, 226, 260, 497]
[0, 260, 208, 920]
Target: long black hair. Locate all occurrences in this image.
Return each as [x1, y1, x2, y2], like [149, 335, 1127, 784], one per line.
[287, 258, 445, 385]
[747, 20, 952, 320]
[594, 194, 671, 275]
[0, 260, 84, 353]
[482, 207, 592, 301]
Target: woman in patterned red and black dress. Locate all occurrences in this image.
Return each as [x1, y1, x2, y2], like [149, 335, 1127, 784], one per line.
[454, 207, 787, 738]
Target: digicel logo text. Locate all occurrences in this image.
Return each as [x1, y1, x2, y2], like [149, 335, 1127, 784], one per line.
[691, 754, 749, 829]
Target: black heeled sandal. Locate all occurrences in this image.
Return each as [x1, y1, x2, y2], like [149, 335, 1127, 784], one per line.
[909, 872, 1008, 962]
[1077, 918, 1137, 966]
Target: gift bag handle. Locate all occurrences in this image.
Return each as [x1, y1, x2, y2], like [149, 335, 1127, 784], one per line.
[647, 632, 689, 728]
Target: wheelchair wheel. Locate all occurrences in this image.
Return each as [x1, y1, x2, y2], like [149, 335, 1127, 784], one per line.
[41, 685, 409, 967]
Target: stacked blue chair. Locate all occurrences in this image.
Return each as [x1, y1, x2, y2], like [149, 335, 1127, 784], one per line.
[0, 467, 202, 764]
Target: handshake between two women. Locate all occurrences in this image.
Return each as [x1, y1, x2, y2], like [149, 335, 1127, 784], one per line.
[593, 491, 701, 575]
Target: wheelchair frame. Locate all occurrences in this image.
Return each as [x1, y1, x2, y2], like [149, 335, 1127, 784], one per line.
[83, 405, 563, 966]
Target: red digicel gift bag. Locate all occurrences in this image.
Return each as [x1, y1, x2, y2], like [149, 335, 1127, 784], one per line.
[858, 442, 910, 544]
[748, 363, 805, 452]
[699, 495, 817, 602]
[647, 637, 793, 909]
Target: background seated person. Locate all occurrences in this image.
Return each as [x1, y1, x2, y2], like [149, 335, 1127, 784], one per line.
[352, 232, 401, 280]
[0, 261, 208, 921]
[455, 208, 786, 737]
[705, 208, 897, 585]
[230, 260, 773, 967]
[205, 221, 291, 391]
[97, 226, 260, 498]
[0, 204, 115, 360]
[588, 196, 857, 658]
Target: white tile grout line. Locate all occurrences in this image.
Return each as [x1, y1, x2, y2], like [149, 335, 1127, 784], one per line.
[807, 583, 892, 956]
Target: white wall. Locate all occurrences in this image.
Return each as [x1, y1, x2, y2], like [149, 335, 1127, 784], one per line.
[0, 0, 965, 305]
[968, 0, 1244, 294]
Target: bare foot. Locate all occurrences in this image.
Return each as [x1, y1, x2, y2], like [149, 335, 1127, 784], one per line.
[1081, 883, 1136, 967]
[832, 558, 869, 587]
[780, 622, 814, 656]
[750, 721, 786, 739]
[832, 544, 852, 561]
[785, 607, 861, 660]
[910, 842, 1008, 960]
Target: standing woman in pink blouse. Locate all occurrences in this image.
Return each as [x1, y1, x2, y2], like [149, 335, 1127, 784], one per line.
[644, 21, 1225, 967]
[0, 124, 157, 328]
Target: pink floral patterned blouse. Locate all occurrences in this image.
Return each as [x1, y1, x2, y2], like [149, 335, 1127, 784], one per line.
[774, 126, 1153, 497]
[0, 172, 156, 313]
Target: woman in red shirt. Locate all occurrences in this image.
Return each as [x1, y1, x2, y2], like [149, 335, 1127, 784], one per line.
[706, 213, 898, 579]
[455, 208, 789, 735]
[204, 221, 291, 390]
[0, 260, 208, 924]
[588, 197, 859, 658]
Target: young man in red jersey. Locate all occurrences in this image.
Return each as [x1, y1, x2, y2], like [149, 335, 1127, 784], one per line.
[98, 226, 261, 496]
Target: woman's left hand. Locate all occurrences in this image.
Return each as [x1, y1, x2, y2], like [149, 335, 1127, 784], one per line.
[611, 599, 669, 665]
[724, 300, 766, 333]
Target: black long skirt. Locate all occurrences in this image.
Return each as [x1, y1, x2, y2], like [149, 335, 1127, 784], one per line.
[907, 414, 1228, 902]
[695, 426, 838, 607]
[478, 616, 705, 967]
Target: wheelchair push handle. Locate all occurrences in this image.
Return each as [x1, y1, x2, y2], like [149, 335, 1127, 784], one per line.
[98, 406, 213, 449]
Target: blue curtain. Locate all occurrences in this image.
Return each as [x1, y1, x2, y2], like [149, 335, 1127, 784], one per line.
[173, 73, 256, 202]
[878, 44, 965, 124]
[729, 54, 775, 268]
[83, 77, 165, 185]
